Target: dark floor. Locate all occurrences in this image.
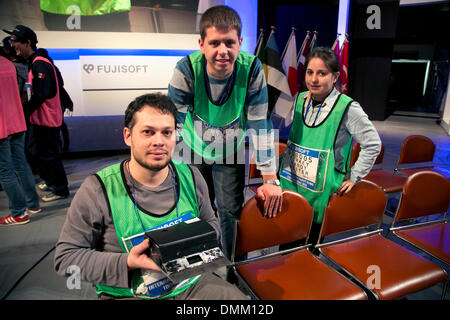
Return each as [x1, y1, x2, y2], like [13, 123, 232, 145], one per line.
[0, 114, 449, 300]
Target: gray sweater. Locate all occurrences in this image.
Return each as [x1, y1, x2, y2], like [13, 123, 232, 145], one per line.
[54, 161, 219, 288]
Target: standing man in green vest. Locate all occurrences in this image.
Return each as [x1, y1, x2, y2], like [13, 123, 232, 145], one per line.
[54, 93, 247, 300]
[280, 47, 381, 245]
[168, 6, 283, 264]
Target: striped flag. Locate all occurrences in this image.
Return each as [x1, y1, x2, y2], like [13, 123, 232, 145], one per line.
[264, 28, 291, 114]
[273, 28, 297, 126]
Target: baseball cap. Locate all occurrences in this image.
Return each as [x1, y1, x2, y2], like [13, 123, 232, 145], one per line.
[2, 25, 37, 44]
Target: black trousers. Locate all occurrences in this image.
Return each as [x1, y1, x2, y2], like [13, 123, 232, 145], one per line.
[27, 124, 69, 196]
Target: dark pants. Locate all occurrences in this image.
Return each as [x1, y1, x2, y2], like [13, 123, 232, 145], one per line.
[28, 124, 69, 196]
[194, 162, 245, 260]
[173, 141, 246, 259]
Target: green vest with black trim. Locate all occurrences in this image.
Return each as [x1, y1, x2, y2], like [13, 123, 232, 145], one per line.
[181, 50, 256, 161]
[280, 91, 353, 223]
[95, 160, 200, 299]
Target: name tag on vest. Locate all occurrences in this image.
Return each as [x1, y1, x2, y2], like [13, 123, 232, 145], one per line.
[280, 142, 329, 192]
[122, 211, 195, 298]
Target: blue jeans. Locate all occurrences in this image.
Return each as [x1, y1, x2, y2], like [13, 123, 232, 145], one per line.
[194, 162, 245, 260]
[0, 132, 40, 217]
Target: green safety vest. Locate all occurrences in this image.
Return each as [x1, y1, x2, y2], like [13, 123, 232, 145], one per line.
[181, 51, 256, 161]
[40, 0, 131, 15]
[280, 92, 354, 223]
[95, 160, 201, 299]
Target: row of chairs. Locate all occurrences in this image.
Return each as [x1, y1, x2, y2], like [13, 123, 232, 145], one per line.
[237, 134, 450, 300]
[349, 135, 449, 214]
[232, 171, 449, 300]
[247, 135, 449, 195]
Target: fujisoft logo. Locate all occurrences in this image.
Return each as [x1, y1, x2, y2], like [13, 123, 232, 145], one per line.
[82, 64, 149, 74]
[83, 64, 95, 74]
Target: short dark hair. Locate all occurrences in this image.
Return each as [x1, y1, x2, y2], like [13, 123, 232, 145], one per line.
[199, 5, 242, 40]
[305, 47, 340, 74]
[124, 93, 177, 130]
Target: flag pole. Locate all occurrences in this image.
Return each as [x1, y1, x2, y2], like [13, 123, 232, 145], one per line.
[254, 28, 265, 56]
[281, 27, 296, 61]
[297, 30, 310, 64]
[331, 33, 341, 51]
[269, 25, 276, 37]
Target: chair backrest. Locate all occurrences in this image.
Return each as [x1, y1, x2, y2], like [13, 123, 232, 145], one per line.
[394, 171, 450, 222]
[234, 190, 313, 256]
[248, 142, 287, 180]
[397, 135, 435, 165]
[320, 180, 387, 238]
[350, 142, 384, 168]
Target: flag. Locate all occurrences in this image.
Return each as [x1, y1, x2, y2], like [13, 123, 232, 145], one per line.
[340, 36, 349, 94]
[264, 28, 291, 114]
[254, 28, 266, 77]
[254, 28, 265, 56]
[310, 31, 318, 51]
[282, 28, 298, 97]
[331, 34, 341, 91]
[297, 31, 311, 92]
[273, 28, 298, 126]
[331, 34, 340, 61]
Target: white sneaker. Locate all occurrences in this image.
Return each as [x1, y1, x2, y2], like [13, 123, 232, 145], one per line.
[38, 183, 51, 191]
[26, 207, 42, 215]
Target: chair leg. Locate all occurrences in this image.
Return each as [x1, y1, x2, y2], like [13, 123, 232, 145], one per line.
[441, 281, 448, 300]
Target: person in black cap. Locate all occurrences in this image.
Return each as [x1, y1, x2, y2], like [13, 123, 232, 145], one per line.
[3, 25, 70, 202]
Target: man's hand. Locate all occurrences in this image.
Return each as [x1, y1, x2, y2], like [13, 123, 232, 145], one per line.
[126, 238, 160, 271]
[256, 183, 283, 218]
[335, 178, 355, 196]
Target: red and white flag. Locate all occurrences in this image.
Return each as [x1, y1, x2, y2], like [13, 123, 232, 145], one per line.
[273, 28, 297, 126]
[297, 31, 311, 93]
[340, 37, 349, 94]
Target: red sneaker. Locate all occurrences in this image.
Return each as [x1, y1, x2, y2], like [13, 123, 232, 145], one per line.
[0, 213, 30, 226]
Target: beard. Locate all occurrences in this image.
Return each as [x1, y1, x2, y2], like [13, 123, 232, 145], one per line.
[133, 151, 171, 172]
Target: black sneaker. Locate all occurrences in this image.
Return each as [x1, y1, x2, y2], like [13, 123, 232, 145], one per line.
[42, 192, 68, 202]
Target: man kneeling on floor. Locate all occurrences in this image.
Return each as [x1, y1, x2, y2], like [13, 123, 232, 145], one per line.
[54, 93, 247, 300]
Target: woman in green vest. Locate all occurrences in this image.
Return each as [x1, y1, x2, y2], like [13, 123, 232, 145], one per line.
[280, 47, 381, 245]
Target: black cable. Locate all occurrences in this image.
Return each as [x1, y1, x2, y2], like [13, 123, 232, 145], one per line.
[1, 245, 56, 300]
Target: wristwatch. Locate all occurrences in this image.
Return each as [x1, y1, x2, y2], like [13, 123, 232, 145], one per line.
[263, 179, 280, 186]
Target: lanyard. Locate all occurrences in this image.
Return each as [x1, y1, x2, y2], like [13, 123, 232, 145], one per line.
[126, 161, 179, 233]
[304, 93, 328, 126]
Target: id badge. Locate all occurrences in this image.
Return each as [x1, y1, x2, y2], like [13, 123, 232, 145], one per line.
[26, 82, 32, 101]
[192, 113, 241, 148]
[280, 142, 329, 192]
[122, 212, 195, 298]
